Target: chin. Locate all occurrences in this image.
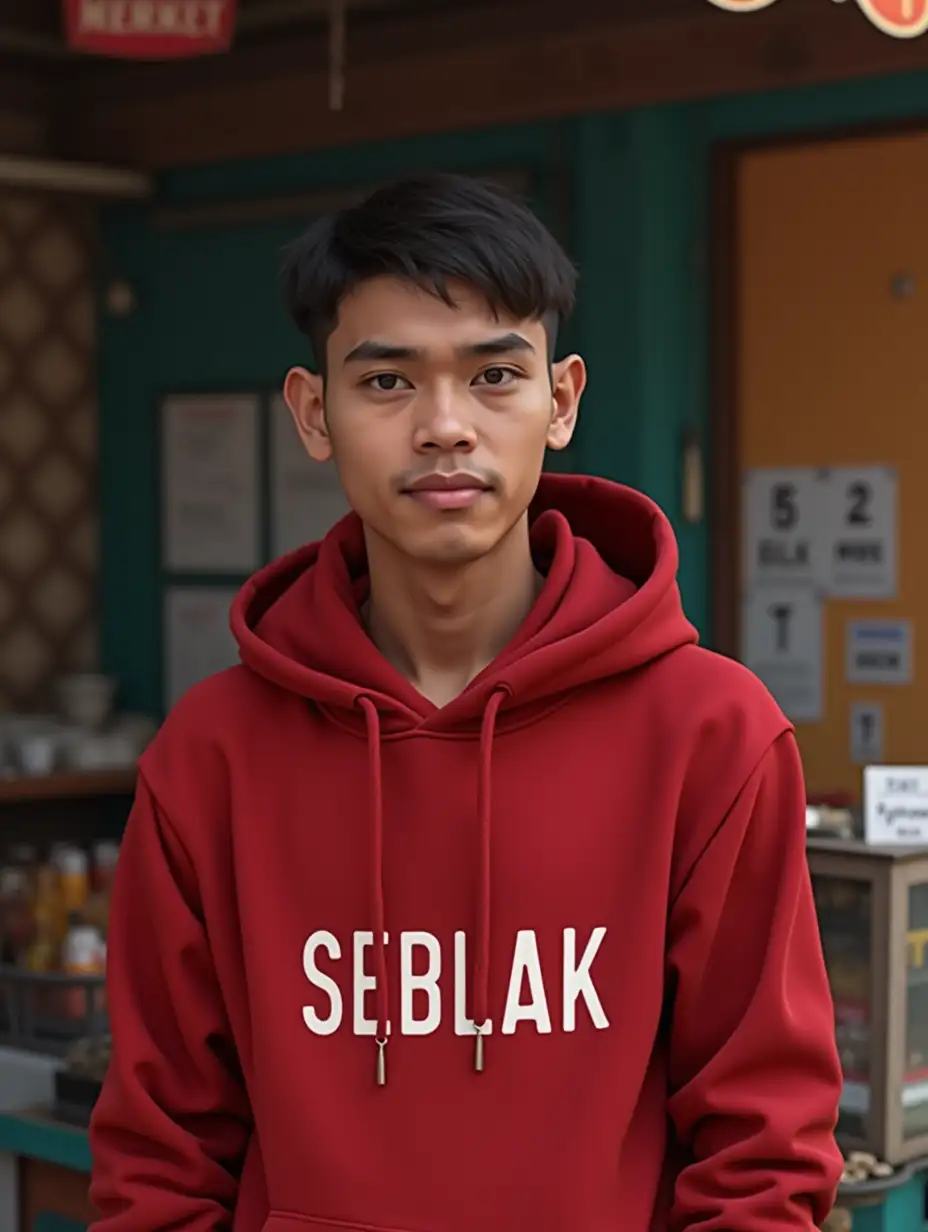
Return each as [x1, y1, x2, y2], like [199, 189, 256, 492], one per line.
[404, 524, 502, 566]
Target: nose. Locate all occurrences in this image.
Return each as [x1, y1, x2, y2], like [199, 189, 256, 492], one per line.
[412, 386, 477, 454]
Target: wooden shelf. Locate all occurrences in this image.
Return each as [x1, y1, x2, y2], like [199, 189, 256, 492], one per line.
[0, 768, 137, 805]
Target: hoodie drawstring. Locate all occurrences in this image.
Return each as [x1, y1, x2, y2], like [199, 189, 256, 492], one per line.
[358, 697, 389, 1086]
[472, 686, 506, 1073]
[356, 686, 509, 1086]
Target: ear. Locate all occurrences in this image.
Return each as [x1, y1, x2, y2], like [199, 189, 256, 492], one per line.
[284, 366, 330, 462]
[546, 354, 586, 452]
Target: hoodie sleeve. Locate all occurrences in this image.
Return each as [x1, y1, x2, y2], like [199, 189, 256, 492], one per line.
[665, 731, 843, 1231]
[89, 775, 251, 1230]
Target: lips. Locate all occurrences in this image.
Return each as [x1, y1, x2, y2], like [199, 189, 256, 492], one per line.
[403, 473, 491, 493]
[402, 472, 492, 511]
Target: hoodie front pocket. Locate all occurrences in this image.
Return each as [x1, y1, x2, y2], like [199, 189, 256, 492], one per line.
[264, 1213, 423, 1232]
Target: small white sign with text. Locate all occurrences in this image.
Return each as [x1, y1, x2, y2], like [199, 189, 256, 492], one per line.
[741, 585, 823, 722]
[846, 619, 912, 686]
[865, 766, 928, 846]
[823, 465, 897, 599]
[743, 467, 825, 590]
[850, 702, 884, 766]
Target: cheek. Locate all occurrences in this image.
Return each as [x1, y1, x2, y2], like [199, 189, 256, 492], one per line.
[490, 387, 553, 434]
[327, 424, 396, 512]
[490, 403, 552, 464]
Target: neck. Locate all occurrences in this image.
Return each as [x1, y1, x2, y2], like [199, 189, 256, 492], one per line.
[363, 517, 541, 708]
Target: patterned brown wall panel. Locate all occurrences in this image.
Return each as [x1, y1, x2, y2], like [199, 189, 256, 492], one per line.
[0, 193, 98, 713]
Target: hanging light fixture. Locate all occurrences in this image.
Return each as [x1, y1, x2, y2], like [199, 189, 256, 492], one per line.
[329, 0, 347, 110]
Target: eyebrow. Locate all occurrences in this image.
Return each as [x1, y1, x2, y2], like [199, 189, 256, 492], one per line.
[343, 332, 536, 365]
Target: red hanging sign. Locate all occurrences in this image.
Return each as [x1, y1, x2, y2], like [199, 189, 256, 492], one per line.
[63, 0, 236, 59]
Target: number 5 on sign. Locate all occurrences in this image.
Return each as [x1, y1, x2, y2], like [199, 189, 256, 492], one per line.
[742, 467, 826, 591]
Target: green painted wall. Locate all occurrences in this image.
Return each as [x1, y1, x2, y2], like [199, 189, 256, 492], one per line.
[99, 70, 928, 716]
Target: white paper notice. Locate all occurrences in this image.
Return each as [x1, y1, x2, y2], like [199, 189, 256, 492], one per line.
[270, 395, 350, 557]
[742, 586, 823, 722]
[742, 467, 824, 590]
[864, 766, 928, 845]
[823, 466, 897, 599]
[850, 702, 885, 766]
[164, 587, 240, 709]
[846, 619, 913, 686]
[162, 395, 260, 573]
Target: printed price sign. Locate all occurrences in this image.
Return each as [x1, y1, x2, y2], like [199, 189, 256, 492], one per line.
[823, 466, 897, 599]
[743, 468, 824, 589]
[865, 767, 928, 845]
[742, 586, 823, 722]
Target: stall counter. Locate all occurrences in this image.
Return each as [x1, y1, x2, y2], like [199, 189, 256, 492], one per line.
[0, 1110, 92, 1232]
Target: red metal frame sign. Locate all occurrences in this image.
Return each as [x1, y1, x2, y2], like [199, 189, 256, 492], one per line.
[63, 0, 237, 58]
[706, 0, 928, 38]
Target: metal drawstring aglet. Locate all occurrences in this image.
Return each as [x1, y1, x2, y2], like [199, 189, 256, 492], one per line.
[474, 1024, 487, 1073]
[376, 1038, 387, 1087]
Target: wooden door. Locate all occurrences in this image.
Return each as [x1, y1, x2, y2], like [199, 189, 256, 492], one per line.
[730, 129, 928, 797]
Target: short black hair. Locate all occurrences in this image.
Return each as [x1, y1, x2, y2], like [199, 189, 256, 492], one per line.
[281, 172, 577, 373]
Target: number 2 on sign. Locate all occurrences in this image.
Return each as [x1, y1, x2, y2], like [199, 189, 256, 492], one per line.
[846, 481, 873, 527]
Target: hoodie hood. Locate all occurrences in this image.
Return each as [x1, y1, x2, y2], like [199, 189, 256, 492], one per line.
[233, 473, 697, 729]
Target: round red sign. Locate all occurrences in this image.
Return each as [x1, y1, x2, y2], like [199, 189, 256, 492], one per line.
[706, 0, 780, 9]
[856, 0, 928, 37]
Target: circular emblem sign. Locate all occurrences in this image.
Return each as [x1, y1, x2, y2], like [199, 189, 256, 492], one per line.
[855, 0, 928, 37]
[705, 0, 780, 9]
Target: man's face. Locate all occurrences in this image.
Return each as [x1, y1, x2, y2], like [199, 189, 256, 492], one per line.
[284, 276, 585, 566]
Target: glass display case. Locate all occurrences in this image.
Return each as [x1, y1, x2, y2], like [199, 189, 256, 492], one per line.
[807, 837, 928, 1164]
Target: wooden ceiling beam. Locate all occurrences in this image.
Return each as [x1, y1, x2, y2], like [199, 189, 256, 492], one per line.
[58, 0, 928, 169]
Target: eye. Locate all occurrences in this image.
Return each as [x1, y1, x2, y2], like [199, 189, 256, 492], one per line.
[473, 366, 519, 387]
[366, 373, 412, 392]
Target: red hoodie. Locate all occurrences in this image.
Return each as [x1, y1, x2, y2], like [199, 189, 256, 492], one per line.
[90, 475, 842, 1232]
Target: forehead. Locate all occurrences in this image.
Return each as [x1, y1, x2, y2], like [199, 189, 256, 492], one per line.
[327, 276, 546, 358]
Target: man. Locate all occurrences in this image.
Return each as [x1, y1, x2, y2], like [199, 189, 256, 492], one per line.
[90, 173, 843, 1230]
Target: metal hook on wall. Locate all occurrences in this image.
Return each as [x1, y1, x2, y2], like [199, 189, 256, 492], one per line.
[681, 426, 705, 525]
